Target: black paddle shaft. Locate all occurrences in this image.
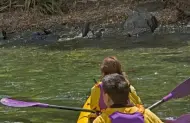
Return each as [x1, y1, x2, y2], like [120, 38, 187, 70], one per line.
[48, 105, 95, 113]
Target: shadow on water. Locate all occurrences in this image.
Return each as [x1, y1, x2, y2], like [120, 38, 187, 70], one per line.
[46, 33, 190, 51]
[0, 30, 190, 50]
[33, 35, 184, 52]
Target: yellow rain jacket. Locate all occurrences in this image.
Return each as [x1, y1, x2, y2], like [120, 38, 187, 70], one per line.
[93, 106, 163, 123]
[90, 82, 142, 111]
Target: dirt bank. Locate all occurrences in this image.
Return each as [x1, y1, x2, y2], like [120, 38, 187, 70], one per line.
[0, 0, 190, 33]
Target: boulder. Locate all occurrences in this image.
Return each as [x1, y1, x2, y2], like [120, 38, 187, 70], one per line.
[123, 10, 158, 36]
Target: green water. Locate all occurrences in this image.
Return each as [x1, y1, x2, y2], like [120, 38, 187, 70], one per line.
[0, 36, 190, 122]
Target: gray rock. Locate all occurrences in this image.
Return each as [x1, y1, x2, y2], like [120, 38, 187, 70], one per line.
[82, 22, 91, 37]
[187, 22, 190, 28]
[93, 28, 105, 39]
[1, 30, 7, 40]
[123, 10, 158, 36]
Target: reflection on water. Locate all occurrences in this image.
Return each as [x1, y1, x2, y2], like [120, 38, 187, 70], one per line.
[0, 33, 190, 122]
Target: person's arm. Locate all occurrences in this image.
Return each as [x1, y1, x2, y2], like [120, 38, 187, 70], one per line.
[90, 84, 101, 111]
[88, 85, 101, 123]
[144, 109, 163, 123]
[129, 85, 143, 105]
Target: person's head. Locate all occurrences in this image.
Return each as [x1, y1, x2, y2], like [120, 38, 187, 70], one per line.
[102, 73, 130, 107]
[100, 56, 122, 77]
[100, 56, 130, 84]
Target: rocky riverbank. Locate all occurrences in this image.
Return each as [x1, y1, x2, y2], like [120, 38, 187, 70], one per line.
[0, 0, 190, 46]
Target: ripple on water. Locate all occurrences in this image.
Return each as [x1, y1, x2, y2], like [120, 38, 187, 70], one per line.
[0, 38, 190, 122]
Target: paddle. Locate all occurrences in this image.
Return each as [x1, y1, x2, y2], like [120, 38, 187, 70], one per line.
[148, 77, 190, 110]
[164, 113, 190, 123]
[0, 98, 95, 113]
[0, 79, 99, 112]
[1, 98, 190, 123]
[1, 78, 190, 122]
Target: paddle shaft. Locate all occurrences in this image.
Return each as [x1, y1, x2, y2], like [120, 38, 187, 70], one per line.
[47, 104, 173, 122]
[47, 105, 95, 113]
[0, 97, 178, 122]
[48, 105, 172, 122]
[148, 99, 164, 110]
[147, 77, 190, 110]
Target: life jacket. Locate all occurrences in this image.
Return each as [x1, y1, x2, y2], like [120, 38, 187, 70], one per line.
[109, 111, 144, 123]
[109, 104, 145, 123]
[98, 81, 144, 123]
[98, 82, 107, 110]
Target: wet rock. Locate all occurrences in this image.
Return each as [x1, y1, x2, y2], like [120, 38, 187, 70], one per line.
[43, 28, 52, 35]
[82, 22, 91, 37]
[93, 28, 105, 39]
[31, 29, 51, 41]
[187, 22, 190, 27]
[2, 30, 7, 40]
[28, 31, 60, 45]
[127, 33, 132, 37]
[81, 21, 105, 39]
[84, 28, 105, 39]
[123, 10, 158, 36]
[31, 32, 45, 40]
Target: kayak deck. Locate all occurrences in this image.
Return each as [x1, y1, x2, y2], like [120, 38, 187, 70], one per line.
[77, 96, 91, 123]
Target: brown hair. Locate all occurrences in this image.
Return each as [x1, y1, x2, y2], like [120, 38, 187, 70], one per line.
[102, 73, 130, 104]
[100, 56, 130, 84]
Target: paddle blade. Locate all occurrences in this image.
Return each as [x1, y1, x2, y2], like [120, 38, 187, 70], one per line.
[164, 114, 190, 123]
[163, 78, 190, 101]
[174, 113, 190, 123]
[1, 98, 95, 113]
[148, 77, 190, 110]
[0, 98, 48, 108]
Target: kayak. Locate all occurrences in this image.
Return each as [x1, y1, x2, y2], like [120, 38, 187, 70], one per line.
[77, 96, 91, 123]
[77, 96, 174, 123]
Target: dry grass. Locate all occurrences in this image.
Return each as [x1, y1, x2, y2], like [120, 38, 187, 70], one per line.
[0, 2, 130, 32]
[0, 0, 72, 14]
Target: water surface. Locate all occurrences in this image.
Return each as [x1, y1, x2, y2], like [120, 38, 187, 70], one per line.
[0, 34, 190, 122]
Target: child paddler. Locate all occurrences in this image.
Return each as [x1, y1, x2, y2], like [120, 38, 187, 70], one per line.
[88, 56, 142, 122]
[93, 73, 163, 123]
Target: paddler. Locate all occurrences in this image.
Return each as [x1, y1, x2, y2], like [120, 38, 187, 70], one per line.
[93, 73, 163, 123]
[88, 56, 142, 122]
